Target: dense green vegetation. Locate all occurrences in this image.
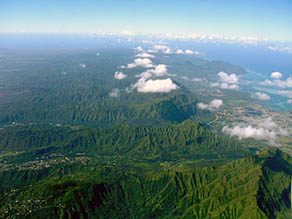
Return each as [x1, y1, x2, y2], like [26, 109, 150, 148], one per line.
[1, 149, 291, 218]
[0, 48, 291, 218]
[0, 119, 249, 164]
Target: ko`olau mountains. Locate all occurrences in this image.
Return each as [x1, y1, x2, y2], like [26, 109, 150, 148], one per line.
[0, 43, 292, 219]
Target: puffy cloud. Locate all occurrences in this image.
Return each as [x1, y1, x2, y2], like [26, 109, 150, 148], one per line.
[184, 49, 200, 55]
[212, 72, 240, 89]
[185, 49, 194, 54]
[175, 49, 184, 54]
[132, 78, 179, 93]
[253, 92, 271, 100]
[135, 71, 153, 80]
[211, 82, 239, 90]
[270, 72, 283, 79]
[197, 99, 223, 111]
[222, 117, 289, 144]
[197, 103, 208, 110]
[259, 77, 292, 88]
[114, 71, 127, 80]
[135, 64, 169, 81]
[209, 99, 223, 109]
[228, 84, 240, 90]
[133, 58, 154, 68]
[164, 48, 172, 54]
[153, 45, 169, 50]
[256, 117, 277, 129]
[220, 83, 239, 90]
[218, 72, 239, 84]
[151, 45, 172, 54]
[222, 125, 276, 141]
[122, 58, 154, 69]
[135, 52, 155, 58]
[134, 46, 144, 52]
[109, 88, 120, 97]
[147, 64, 168, 76]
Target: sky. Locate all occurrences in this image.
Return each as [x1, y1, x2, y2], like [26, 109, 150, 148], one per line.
[1, 0, 292, 41]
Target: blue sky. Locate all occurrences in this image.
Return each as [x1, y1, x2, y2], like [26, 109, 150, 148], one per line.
[1, 0, 292, 41]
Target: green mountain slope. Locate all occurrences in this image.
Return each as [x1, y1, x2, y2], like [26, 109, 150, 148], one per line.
[0, 120, 249, 163]
[1, 149, 291, 218]
[0, 93, 200, 127]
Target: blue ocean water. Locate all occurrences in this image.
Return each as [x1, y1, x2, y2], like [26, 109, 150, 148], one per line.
[173, 42, 292, 78]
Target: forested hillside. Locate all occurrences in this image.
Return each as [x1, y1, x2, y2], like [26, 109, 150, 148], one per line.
[0, 120, 249, 164]
[1, 149, 291, 218]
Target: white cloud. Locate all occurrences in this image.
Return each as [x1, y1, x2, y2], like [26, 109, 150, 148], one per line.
[175, 49, 184, 54]
[134, 46, 144, 52]
[132, 78, 179, 93]
[185, 49, 194, 55]
[114, 71, 127, 80]
[278, 128, 290, 136]
[147, 64, 168, 76]
[151, 45, 172, 54]
[222, 125, 276, 141]
[209, 99, 223, 109]
[222, 117, 290, 144]
[134, 64, 169, 81]
[218, 72, 239, 84]
[135, 71, 153, 80]
[153, 45, 169, 50]
[270, 72, 283, 79]
[259, 77, 292, 88]
[253, 92, 271, 100]
[211, 82, 239, 90]
[164, 48, 172, 54]
[122, 58, 154, 69]
[212, 72, 240, 89]
[228, 84, 240, 90]
[184, 49, 200, 55]
[109, 88, 120, 97]
[220, 83, 239, 90]
[197, 99, 223, 111]
[256, 117, 277, 129]
[135, 52, 155, 58]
